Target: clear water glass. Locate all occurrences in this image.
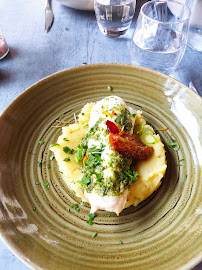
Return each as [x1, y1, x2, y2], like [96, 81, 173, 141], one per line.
[94, 0, 136, 38]
[130, 0, 191, 75]
[186, 0, 202, 52]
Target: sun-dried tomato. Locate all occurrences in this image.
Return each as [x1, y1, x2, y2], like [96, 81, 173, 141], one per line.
[109, 132, 154, 160]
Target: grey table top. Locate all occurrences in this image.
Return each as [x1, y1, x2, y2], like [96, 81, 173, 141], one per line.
[0, 0, 201, 269]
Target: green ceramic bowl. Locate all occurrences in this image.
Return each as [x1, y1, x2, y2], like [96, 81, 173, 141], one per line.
[0, 64, 201, 270]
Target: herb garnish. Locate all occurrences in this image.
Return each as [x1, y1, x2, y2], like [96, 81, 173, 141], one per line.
[92, 232, 98, 238]
[33, 206, 36, 211]
[115, 117, 121, 124]
[87, 213, 96, 225]
[50, 144, 60, 147]
[74, 145, 83, 163]
[118, 240, 123, 244]
[47, 164, 51, 169]
[63, 146, 75, 154]
[176, 158, 184, 166]
[167, 137, 179, 151]
[44, 182, 50, 188]
[63, 138, 69, 141]
[63, 158, 70, 162]
[71, 203, 80, 212]
[63, 146, 70, 153]
[39, 140, 45, 145]
[35, 182, 41, 185]
[78, 175, 91, 185]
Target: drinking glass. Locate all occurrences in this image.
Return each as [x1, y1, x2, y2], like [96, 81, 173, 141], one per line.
[94, 0, 136, 38]
[186, 0, 202, 52]
[131, 0, 191, 75]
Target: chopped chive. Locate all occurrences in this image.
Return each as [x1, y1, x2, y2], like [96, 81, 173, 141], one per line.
[47, 164, 51, 169]
[87, 213, 96, 225]
[49, 154, 54, 160]
[87, 219, 93, 226]
[50, 143, 60, 148]
[63, 138, 69, 141]
[179, 158, 184, 162]
[167, 141, 179, 151]
[39, 140, 45, 145]
[67, 208, 70, 212]
[92, 232, 97, 238]
[63, 157, 70, 162]
[44, 182, 50, 188]
[176, 164, 182, 166]
[35, 182, 41, 185]
[185, 175, 188, 179]
[59, 171, 63, 174]
[81, 202, 85, 206]
[33, 206, 36, 211]
[71, 203, 80, 212]
[132, 114, 136, 118]
[118, 240, 123, 244]
[107, 85, 113, 91]
[81, 113, 85, 116]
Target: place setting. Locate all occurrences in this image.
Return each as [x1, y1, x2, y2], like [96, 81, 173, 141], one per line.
[0, 1, 201, 270]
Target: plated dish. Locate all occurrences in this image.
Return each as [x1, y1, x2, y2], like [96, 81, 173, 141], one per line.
[0, 64, 201, 270]
[51, 96, 167, 215]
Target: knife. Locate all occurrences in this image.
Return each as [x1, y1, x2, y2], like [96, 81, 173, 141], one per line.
[45, 0, 54, 31]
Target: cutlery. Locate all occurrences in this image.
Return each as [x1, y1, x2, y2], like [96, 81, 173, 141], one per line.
[45, 0, 54, 31]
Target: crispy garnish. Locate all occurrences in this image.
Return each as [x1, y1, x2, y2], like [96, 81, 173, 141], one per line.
[70, 129, 79, 133]
[155, 127, 168, 131]
[102, 110, 115, 119]
[83, 154, 90, 164]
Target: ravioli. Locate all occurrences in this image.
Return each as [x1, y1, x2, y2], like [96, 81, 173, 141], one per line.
[50, 96, 167, 215]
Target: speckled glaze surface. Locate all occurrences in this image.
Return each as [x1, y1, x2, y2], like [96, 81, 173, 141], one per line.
[0, 64, 201, 270]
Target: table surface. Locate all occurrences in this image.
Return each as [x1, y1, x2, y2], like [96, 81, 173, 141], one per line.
[0, 0, 201, 269]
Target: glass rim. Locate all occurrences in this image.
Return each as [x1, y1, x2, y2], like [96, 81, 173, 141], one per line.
[140, 0, 191, 25]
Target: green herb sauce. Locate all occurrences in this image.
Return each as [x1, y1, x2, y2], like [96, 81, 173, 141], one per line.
[74, 99, 138, 197]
